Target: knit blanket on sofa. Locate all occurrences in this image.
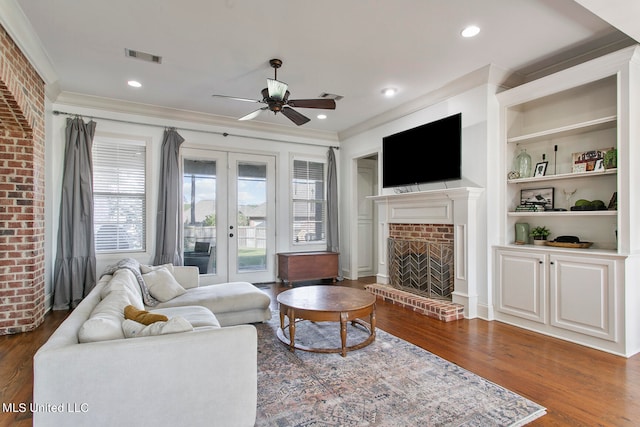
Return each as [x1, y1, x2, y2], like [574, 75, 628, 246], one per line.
[101, 258, 159, 307]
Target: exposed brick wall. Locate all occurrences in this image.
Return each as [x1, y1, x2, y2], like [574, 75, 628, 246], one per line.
[388, 223, 454, 244]
[0, 25, 46, 334]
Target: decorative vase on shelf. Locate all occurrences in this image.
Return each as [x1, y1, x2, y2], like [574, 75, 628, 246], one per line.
[513, 148, 532, 178]
[515, 223, 529, 245]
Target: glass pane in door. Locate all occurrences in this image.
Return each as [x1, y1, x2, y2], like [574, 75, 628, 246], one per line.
[236, 162, 267, 272]
[183, 159, 216, 274]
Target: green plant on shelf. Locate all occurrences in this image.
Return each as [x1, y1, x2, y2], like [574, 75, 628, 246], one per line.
[529, 226, 550, 240]
[603, 148, 617, 169]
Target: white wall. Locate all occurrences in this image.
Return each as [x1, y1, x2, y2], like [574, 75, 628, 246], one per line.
[44, 103, 336, 304]
[339, 82, 502, 318]
[44, 75, 504, 318]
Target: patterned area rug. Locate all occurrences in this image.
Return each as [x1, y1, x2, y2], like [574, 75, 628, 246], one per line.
[255, 315, 546, 426]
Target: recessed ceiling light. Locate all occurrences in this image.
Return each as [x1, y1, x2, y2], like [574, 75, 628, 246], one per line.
[382, 88, 397, 97]
[127, 80, 142, 88]
[461, 25, 480, 38]
[317, 114, 327, 120]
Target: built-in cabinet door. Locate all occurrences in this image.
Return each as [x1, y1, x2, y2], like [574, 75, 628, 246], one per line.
[496, 249, 546, 324]
[549, 254, 616, 341]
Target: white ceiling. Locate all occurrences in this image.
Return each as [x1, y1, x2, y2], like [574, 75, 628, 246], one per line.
[9, 0, 638, 136]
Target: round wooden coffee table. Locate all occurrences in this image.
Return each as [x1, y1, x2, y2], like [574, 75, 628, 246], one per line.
[276, 285, 376, 357]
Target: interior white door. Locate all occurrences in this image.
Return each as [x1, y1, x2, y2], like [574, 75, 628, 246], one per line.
[181, 149, 275, 284]
[357, 157, 377, 277]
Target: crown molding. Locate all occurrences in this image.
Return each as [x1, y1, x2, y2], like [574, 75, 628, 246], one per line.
[54, 91, 340, 143]
[338, 64, 522, 141]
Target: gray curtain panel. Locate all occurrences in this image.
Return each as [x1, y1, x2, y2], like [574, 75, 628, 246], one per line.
[153, 128, 185, 266]
[326, 147, 340, 256]
[53, 117, 97, 310]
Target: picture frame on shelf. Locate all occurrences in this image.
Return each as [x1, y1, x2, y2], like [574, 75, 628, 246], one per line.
[608, 192, 617, 210]
[520, 187, 554, 210]
[594, 159, 604, 171]
[533, 161, 548, 177]
[571, 147, 613, 173]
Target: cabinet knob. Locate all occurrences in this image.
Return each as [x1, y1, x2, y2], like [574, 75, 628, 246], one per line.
[229, 233, 234, 238]
[550, 261, 555, 265]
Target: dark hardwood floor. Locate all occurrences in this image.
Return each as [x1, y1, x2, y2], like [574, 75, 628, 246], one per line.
[2, 277, 639, 426]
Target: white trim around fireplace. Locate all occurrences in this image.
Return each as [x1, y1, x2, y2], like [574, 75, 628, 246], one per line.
[369, 187, 484, 318]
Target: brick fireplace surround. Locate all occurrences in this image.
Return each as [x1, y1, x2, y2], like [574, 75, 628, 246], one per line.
[366, 223, 463, 322]
[0, 26, 46, 335]
[368, 187, 484, 321]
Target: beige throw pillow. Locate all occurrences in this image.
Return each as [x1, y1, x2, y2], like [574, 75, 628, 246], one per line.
[142, 267, 186, 302]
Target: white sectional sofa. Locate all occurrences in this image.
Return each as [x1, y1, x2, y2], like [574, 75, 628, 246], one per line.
[33, 262, 272, 427]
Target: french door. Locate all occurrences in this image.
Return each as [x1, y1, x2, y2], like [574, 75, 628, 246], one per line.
[181, 148, 276, 284]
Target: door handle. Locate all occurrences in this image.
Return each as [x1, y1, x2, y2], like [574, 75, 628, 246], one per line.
[229, 233, 234, 238]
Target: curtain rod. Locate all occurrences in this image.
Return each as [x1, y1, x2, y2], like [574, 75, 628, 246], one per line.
[52, 110, 339, 150]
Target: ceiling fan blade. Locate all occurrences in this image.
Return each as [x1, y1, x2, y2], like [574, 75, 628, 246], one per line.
[211, 94, 261, 103]
[267, 78, 288, 101]
[238, 107, 268, 121]
[287, 99, 336, 110]
[281, 107, 310, 126]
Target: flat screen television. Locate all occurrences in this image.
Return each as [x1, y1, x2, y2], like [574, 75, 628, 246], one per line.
[382, 112, 461, 188]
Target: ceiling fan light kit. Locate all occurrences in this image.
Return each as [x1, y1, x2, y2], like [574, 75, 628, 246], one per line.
[267, 78, 288, 101]
[211, 58, 336, 126]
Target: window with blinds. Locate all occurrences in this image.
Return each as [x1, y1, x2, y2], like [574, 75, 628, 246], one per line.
[92, 136, 146, 252]
[292, 159, 326, 244]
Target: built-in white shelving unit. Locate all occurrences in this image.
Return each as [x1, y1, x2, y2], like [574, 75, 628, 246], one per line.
[493, 45, 640, 357]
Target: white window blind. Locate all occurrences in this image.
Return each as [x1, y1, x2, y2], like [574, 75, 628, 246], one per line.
[292, 159, 326, 244]
[92, 137, 146, 252]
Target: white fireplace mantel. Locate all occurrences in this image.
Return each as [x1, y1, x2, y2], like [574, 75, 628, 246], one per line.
[369, 187, 484, 318]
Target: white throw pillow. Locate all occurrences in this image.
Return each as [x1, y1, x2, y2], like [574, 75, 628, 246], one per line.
[142, 267, 186, 302]
[140, 263, 175, 275]
[78, 290, 132, 343]
[122, 317, 193, 338]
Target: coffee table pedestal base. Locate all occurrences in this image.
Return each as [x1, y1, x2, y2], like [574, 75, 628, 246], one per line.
[277, 316, 376, 357]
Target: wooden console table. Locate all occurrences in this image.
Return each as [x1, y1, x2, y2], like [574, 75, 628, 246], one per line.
[277, 251, 339, 286]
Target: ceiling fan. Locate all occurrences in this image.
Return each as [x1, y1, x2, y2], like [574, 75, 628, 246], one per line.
[211, 59, 336, 126]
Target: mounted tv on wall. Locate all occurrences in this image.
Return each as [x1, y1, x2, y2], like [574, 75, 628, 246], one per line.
[382, 112, 462, 188]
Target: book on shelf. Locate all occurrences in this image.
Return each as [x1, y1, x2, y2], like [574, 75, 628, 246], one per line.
[515, 204, 545, 212]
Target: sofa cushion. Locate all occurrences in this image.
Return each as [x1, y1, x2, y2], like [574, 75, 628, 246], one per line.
[150, 305, 221, 328]
[122, 317, 193, 338]
[124, 305, 168, 325]
[100, 269, 145, 309]
[152, 282, 271, 316]
[142, 267, 186, 302]
[78, 290, 133, 343]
